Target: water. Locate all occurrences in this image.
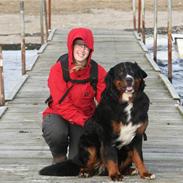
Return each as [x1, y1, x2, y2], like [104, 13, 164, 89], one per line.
[146, 35, 183, 105]
[2, 50, 38, 99]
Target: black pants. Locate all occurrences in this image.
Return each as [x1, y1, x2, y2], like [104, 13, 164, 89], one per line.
[42, 114, 85, 159]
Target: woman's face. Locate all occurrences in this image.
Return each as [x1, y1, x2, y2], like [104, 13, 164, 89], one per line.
[73, 39, 90, 66]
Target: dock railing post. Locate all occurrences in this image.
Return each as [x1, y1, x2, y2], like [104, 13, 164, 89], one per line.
[48, 0, 51, 31]
[44, 0, 48, 41]
[138, 0, 142, 33]
[132, 0, 136, 31]
[141, 0, 145, 44]
[40, 0, 48, 44]
[0, 46, 5, 106]
[20, 0, 26, 75]
[153, 0, 158, 62]
[168, 0, 172, 82]
[40, 0, 44, 44]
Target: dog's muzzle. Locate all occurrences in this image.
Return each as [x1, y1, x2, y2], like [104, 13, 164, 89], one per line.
[125, 75, 134, 93]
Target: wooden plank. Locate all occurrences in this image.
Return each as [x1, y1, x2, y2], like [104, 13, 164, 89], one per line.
[0, 29, 183, 183]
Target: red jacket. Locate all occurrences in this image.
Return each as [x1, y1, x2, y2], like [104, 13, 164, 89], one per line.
[43, 28, 107, 126]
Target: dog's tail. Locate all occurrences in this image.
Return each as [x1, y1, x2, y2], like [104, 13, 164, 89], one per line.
[39, 159, 81, 176]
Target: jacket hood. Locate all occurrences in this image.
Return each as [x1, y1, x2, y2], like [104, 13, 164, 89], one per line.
[67, 27, 94, 68]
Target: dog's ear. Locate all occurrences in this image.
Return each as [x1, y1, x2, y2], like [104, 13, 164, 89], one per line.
[102, 67, 118, 100]
[134, 62, 147, 79]
[133, 62, 147, 92]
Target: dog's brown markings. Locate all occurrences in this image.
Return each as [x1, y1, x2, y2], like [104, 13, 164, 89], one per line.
[80, 146, 101, 177]
[113, 80, 127, 94]
[106, 160, 123, 181]
[132, 149, 154, 179]
[86, 147, 97, 169]
[111, 120, 122, 135]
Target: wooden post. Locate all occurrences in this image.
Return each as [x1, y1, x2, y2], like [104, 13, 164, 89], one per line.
[153, 0, 158, 62]
[20, 0, 26, 75]
[141, 0, 145, 44]
[138, 0, 142, 33]
[0, 46, 5, 106]
[44, 0, 48, 41]
[167, 0, 172, 82]
[132, 0, 136, 31]
[40, 0, 44, 44]
[48, 0, 51, 31]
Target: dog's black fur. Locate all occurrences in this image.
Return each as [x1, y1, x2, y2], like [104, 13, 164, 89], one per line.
[94, 62, 155, 180]
[39, 62, 155, 181]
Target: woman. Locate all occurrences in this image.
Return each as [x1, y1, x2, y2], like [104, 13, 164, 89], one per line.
[42, 27, 107, 163]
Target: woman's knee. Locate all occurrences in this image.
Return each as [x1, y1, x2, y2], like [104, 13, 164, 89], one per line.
[44, 129, 68, 146]
[42, 114, 69, 151]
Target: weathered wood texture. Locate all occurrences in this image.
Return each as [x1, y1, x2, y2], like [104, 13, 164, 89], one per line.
[0, 29, 182, 183]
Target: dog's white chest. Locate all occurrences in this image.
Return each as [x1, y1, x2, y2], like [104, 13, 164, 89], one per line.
[124, 103, 133, 122]
[116, 122, 141, 149]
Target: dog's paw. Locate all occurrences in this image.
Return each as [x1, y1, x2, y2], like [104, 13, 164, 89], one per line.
[79, 169, 91, 178]
[141, 172, 156, 180]
[79, 171, 90, 178]
[110, 173, 123, 181]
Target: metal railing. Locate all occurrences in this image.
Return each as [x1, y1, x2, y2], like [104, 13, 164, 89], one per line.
[133, 0, 173, 81]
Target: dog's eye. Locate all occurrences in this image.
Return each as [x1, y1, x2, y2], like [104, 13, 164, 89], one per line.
[114, 80, 122, 87]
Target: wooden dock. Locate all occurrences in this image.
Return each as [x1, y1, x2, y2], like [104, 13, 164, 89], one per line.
[0, 29, 183, 183]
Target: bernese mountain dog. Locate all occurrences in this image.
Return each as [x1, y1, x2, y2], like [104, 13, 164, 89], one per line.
[39, 62, 155, 181]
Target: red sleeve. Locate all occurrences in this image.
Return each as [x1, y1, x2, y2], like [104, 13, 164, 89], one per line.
[95, 64, 107, 102]
[48, 62, 88, 125]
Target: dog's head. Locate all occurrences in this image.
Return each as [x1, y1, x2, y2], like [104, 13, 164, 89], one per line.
[104, 62, 147, 103]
